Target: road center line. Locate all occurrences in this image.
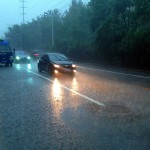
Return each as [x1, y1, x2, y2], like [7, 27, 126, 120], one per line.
[21, 67, 106, 107]
[78, 66, 150, 79]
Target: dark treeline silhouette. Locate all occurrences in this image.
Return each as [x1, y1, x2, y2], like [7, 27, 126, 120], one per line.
[5, 0, 150, 70]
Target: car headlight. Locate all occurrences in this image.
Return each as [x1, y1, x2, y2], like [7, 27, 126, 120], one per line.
[27, 56, 31, 59]
[16, 56, 20, 60]
[72, 64, 76, 68]
[54, 64, 60, 68]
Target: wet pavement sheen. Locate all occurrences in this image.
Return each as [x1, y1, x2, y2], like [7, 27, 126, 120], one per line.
[0, 61, 150, 150]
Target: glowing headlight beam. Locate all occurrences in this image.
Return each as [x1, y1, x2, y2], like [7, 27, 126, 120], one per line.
[72, 64, 76, 67]
[54, 64, 60, 68]
[28, 64, 31, 70]
[16, 56, 20, 60]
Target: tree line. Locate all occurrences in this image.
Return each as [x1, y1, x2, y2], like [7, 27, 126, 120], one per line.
[5, 0, 150, 69]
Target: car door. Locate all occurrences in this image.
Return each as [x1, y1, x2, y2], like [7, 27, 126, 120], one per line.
[40, 55, 47, 71]
[43, 54, 49, 71]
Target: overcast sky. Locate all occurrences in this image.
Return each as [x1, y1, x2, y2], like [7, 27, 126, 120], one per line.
[0, 0, 89, 37]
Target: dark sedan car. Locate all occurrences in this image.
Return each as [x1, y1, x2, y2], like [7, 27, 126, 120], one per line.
[14, 50, 31, 63]
[38, 53, 76, 75]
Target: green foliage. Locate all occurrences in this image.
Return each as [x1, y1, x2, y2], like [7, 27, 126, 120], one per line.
[90, 0, 150, 68]
[5, 0, 150, 69]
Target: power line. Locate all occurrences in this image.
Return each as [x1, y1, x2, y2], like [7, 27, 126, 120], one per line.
[55, 0, 71, 10]
[28, 0, 71, 17]
[30, 0, 42, 10]
[20, 0, 27, 50]
[50, 0, 70, 10]
[59, 1, 71, 13]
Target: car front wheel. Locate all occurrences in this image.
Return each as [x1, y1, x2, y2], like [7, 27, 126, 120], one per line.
[10, 63, 13, 67]
[5, 63, 9, 67]
[48, 66, 53, 76]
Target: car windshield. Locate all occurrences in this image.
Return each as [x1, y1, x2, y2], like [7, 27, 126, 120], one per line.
[48, 54, 69, 61]
[33, 50, 42, 54]
[0, 45, 11, 52]
[16, 51, 25, 55]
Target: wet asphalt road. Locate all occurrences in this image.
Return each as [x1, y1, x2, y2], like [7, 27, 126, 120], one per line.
[0, 60, 150, 150]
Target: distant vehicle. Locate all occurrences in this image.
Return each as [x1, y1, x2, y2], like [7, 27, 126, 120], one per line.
[38, 53, 76, 75]
[0, 39, 13, 67]
[32, 50, 43, 59]
[14, 50, 31, 63]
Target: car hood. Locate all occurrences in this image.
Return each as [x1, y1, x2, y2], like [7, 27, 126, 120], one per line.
[52, 60, 73, 65]
[16, 54, 29, 57]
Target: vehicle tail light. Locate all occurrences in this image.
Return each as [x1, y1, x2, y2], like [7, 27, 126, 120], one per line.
[34, 54, 39, 56]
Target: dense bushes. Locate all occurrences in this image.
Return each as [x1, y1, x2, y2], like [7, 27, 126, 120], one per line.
[5, 0, 150, 70]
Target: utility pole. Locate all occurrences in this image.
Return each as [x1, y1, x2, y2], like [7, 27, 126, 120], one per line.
[52, 15, 54, 46]
[44, 12, 54, 48]
[20, 0, 26, 50]
[21, 0, 25, 24]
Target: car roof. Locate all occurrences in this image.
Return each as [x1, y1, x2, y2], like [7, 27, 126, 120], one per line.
[33, 50, 42, 52]
[46, 53, 65, 55]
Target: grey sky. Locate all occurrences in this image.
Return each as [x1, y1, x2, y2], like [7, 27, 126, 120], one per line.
[0, 0, 89, 37]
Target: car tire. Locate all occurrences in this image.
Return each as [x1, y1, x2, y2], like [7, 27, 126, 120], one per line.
[48, 66, 53, 76]
[10, 63, 13, 67]
[5, 63, 9, 67]
[38, 64, 42, 72]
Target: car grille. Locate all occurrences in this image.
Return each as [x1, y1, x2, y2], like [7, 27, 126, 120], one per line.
[20, 57, 27, 60]
[0, 53, 8, 60]
[61, 64, 72, 69]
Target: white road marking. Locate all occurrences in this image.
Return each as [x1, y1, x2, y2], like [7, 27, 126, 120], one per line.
[21, 67, 106, 107]
[78, 66, 150, 79]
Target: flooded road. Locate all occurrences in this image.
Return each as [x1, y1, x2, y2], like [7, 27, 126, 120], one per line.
[0, 61, 150, 150]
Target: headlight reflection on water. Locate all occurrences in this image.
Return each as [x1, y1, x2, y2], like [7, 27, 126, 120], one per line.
[52, 78, 62, 101]
[27, 64, 31, 70]
[51, 78, 63, 121]
[27, 77, 33, 85]
[70, 77, 80, 110]
[71, 77, 79, 95]
[16, 64, 21, 70]
[51, 77, 80, 119]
